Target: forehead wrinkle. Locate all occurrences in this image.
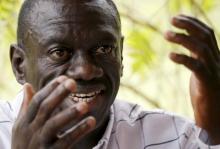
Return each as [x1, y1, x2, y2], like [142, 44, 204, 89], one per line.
[40, 18, 77, 29]
[33, 6, 116, 30]
[26, 0, 120, 48]
[28, 0, 77, 27]
[29, 0, 120, 36]
[18, 0, 121, 50]
[37, 21, 75, 46]
[48, 1, 117, 26]
[37, 22, 118, 49]
[81, 1, 120, 30]
[36, 12, 119, 44]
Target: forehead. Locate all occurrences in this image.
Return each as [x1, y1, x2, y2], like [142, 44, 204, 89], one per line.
[29, 0, 119, 32]
[28, 0, 120, 47]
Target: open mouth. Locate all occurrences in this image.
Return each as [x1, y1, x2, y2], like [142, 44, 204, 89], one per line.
[69, 90, 102, 103]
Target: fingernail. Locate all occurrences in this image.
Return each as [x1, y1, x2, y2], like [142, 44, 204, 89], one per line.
[64, 79, 76, 92]
[57, 76, 68, 83]
[23, 84, 28, 101]
[76, 102, 88, 114]
[164, 31, 175, 39]
[172, 16, 180, 23]
[22, 84, 32, 109]
[23, 83, 34, 102]
[169, 52, 177, 59]
[79, 117, 96, 132]
[86, 116, 96, 128]
[168, 31, 175, 37]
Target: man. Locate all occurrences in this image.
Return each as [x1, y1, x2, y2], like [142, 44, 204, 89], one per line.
[0, 0, 220, 148]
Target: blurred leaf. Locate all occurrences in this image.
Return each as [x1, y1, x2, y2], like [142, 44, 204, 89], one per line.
[127, 27, 156, 74]
[201, 0, 215, 11]
[168, 0, 182, 13]
[0, 0, 21, 100]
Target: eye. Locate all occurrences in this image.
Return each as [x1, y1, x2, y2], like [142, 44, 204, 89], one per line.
[95, 45, 114, 55]
[49, 48, 72, 62]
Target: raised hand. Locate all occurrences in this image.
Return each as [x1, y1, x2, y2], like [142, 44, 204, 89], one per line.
[12, 76, 96, 149]
[165, 14, 220, 144]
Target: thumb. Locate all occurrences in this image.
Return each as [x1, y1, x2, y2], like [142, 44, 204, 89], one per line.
[18, 83, 35, 119]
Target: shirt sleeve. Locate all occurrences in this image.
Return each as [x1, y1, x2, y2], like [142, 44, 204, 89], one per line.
[0, 125, 12, 149]
[145, 110, 220, 149]
[0, 101, 14, 149]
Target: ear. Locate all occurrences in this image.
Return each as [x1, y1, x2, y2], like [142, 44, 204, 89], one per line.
[10, 44, 26, 85]
[120, 36, 124, 77]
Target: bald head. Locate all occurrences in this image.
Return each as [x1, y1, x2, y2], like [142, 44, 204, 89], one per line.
[17, 0, 121, 49]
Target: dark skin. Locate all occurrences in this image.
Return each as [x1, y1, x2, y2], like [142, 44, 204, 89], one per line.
[10, 0, 220, 148]
[12, 76, 97, 149]
[11, 0, 123, 148]
[165, 14, 220, 144]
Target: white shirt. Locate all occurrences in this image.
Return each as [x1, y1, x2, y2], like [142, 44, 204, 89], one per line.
[1, 91, 220, 149]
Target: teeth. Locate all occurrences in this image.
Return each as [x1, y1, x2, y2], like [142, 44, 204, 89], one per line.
[88, 92, 96, 96]
[74, 97, 79, 102]
[69, 90, 102, 103]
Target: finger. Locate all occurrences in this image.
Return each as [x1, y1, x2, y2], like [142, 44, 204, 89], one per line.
[180, 15, 219, 50]
[169, 52, 209, 78]
[32, 78, 76, 127]
[52, 116, 96, 149]
[171, 15, 210, 39]
[41, 102, 89, 142]
[179, 15, 211, 30]
[182, 15, 220, 54]
[165, 31, 215, 65]
[17, 83, 35, 119]
[172, 15, 220, 57]
[26, 76, 68, 123]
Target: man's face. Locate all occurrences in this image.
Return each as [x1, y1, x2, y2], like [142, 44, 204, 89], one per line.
[22, 0, 123, 127]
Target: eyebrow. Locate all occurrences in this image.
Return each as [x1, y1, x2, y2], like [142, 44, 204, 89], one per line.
[91, 28, 118, 44]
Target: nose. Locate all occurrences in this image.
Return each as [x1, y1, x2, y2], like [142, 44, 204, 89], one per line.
[67, 52, 103, 81]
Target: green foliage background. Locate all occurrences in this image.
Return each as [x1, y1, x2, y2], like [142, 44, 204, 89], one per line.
[1, 0, 220, 118]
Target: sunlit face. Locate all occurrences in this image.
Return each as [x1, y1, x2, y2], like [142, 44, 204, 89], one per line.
[22, 0, 123, 127]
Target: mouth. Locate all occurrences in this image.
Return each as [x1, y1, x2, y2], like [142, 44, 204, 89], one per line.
[69, 90, 103, 103]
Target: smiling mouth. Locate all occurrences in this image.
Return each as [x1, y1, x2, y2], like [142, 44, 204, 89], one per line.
[69, 90, 102, 103]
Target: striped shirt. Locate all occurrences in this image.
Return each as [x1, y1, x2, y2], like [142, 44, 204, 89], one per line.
[0, 91, 220, 149]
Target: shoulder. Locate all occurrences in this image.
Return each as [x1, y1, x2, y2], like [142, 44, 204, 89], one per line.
[110, 100, 198, 148]
[0, 100, 14, 122]
[0, 100, 14, 149]
[113, 100, 193, 123]
[0, 97, 20, 135]
[0, 91, 24, 122]
[112, 100, 196, 136]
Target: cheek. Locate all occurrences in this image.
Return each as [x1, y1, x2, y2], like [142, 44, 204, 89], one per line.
[107, 59, 121, 78]
[100, 57, 121, 93]
[33, 60, 70, 91]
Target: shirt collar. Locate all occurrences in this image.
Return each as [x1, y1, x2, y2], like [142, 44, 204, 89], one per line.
[93, 104, 115, 149]
[11, 90, 24, 120]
